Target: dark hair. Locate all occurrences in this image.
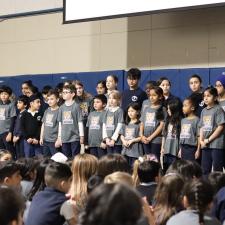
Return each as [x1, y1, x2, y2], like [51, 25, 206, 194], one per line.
[146, 80, 157, 88]
[208, 172, 225, 194]
[78, 183, 142, 225]
[28, 85, 39, 95]
[127, 68, 141, 80]
[45, 161, 72, 188]
[47, 89, 59, 99]
[28, 158, 51, 201]
[94, 94, 107, 105]
[0, 187, 25, 225]
[97, 80, 107, 89]
[184, 96, 199, 115]
[41, 85, 52, 95]
[204, 86, 218, 104]
[184, 179, 214, 225]
[125, 103, 141, 125]
[97, 154, 129, 178]
[138, 161, 160, 183]
[55, 82, 64, 92]
[63, 84, 76, 93]
[0, 85, 12, 96]
[190, 74, 202, 84]
[165, 98, 183, 137]
[107, 75, 118, 84]
[22, 80, 33, 87]
[157, 77, 171, 86]
[0, 149, 12, 160]
[17, 95, 29, 106]
[87, 175, 104, 194]
[0, 161, 19, 183]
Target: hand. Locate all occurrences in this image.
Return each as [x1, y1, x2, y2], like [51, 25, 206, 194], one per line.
[13, 136, 19, 143]
[55, 138, 62, 148]
[142, 197, 155, 225]
[6, 133, 12, 142]
[195, 149, 200, 159]
[100, 142, 107, 149]
[127, 140, 133, 147]
[178, 149, 181, 158]
[122, 140, 128, 147]
[109, 139, 115, 147]
[146, 136, 152, 143]
[39, 138, 44, 146]
[80, 136, 84, 144]
[141, 136, 148, 143]
[106, 138, 111, 146]
[27, 138, 33, 144]
[32, 139, 39, 145]
[200, 140, 206, 149]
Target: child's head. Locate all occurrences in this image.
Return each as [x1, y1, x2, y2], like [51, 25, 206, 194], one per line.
[215, 74, 225, 97]
[157, 77, 171, 96]
[145, 80, 157, 97]
[0, 161, 22, 189]
[62, 84, 76, 101]
[96, 80, 107, 95]
[208, 171, 225, 194]
[167, 98, 183, 118]
[182, 96, 198, 116]
[203, 86, 218, 106]
[108, 90, 121, 107]
[149, 86, 164, 105]
[26, 85, 38, 97]
[73, 80, 84, 97]
[106, 75, 118, 91]
[47, 89, 59, 108]
[17, 95, 29, 111]
[41, 85, 52, 102]
[125, 102, 141, 124]
[104, 171, 134, 186]
[93, 94, 107, 111]
[138, 160, 161, 183]
[183, 179, 214, 224]
[29, 94, 41, 111]
[0, 187, 25, 225]
[21, 80, 33, 96]
[45, 161, 72, 193]
[0, 149, 12, 161]
[0, 85, 12, 102]
[189, 74, 202, 93]
[126, 68, 141, 89]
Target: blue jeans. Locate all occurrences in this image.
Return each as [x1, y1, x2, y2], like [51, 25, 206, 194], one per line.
[24, 140, 43, 158]
[62, 141, 80, 158]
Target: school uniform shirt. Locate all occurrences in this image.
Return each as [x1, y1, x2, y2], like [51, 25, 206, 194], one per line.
[140, 106, 166, 144]
[121, 87, 148, 110]
[58, 102, 83, 143]
[199, 104, 225, 149]
[20, 110, 42, 140]
[42, 107, 59, 142]
[102, 107, 124, 145]
[163, 123, 179, 156]
[121, 123, 143, 158]
[86, 110, 106, 147]
[13, 110, 26, 138]
[180, 116, 199, 146]
[0, 100, 16, 134]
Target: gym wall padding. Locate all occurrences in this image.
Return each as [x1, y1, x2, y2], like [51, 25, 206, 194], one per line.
[0, 68, 223, 100]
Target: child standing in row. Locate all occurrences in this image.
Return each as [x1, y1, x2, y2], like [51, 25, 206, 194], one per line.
[141, 86, 166, 161]
[103, 91, 123, 154]
[121, 103, 143, 166]
[199, 86, 225, 175]
[87, 94, 107, 158]
[40, 90, 59, 156]
[56, 84, 84, 158]
[179, 97, 200, 161]
[106, 75, 118, 97]
[215, 74, 225, 112]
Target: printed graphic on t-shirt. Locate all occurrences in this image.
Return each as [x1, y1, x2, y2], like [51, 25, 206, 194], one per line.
[80, 102, 88, 117]
[63, 111, 73, 124]
[222, 106, 225, 112]
[125, 127, 135, 140]
[202, 115, 212, 131]
[167, 124, 176, 139]
[90, 116, 100, 130]
[145, 112, 156, 127]
[180, 124, 191, 139]
[132, 96, 138, 102]
[106, 116, 114, 130]
[0, 108, 6, 120]
[45, 113, 54, 127]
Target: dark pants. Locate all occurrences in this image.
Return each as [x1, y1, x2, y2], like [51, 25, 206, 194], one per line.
[15, 138, 25, 159]
[201, 148, 224, 175]
[107, 145, 122, 154]
[143, 143, 161, 161]
[163, 154, 177, 172]
[181, 144, 197, 161]
[125, 156, 137, 167]
[89, 147, 106, 158]
[43, 141, 58, 157]
[62, 141, 80, 158]
[24, 140, 43, 158]
[0, 132, 15, 159]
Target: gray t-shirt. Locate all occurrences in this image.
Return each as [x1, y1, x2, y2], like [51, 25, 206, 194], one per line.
[140, 106, 166, 144]
[167, 210, 221, 225]
[141, 99, 151, 113]
[180, 116, 199, 146]
[58, 102, 83, 143]
[75, 97, 93, 120]
[42, 107, 59, 142]
[219, 100, 225, 112]
[121, 123, 143, 158]
[103, 107, 124, 145]
[199, 104, 225, 149]
[0, 102, 16, 134]
[163, 123, 179, 156]
[87, 110, 106, 147]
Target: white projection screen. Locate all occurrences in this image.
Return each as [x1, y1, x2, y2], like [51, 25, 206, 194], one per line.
[64, 0, 225, 23]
